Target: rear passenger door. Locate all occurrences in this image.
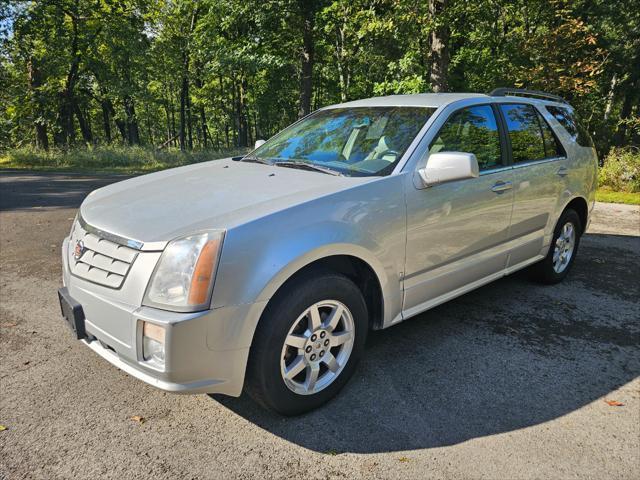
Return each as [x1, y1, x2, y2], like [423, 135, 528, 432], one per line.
[497, 103, 568, 268]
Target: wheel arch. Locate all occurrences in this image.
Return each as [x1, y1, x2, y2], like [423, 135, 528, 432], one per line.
[562, 196, 589, 234]
[256, 248, 389, 332]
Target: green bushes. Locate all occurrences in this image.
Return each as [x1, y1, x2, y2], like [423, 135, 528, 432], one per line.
[0, 145, 248, 173]
[598, 147, 640, 193]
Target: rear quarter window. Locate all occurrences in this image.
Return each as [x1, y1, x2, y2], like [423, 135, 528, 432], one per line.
[545, 106, 594, 148]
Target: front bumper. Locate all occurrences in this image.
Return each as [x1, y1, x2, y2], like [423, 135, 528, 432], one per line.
[61, 236, 266, 396]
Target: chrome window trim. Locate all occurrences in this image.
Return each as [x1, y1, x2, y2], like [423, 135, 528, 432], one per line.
[78, 214, 144, 251]
[479, 165, 513, 176]
[512, 156, 566, 169]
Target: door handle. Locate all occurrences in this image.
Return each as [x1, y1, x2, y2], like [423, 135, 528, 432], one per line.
[491, 181, 513, 194]
[557, 166, 569, 177]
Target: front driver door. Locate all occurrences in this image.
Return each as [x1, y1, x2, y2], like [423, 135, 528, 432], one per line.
[403, 104, 514, 318]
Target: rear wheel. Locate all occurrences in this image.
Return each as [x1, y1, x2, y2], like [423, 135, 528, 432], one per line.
[245, 270, 368, 415]
[530, 209, 582, 284]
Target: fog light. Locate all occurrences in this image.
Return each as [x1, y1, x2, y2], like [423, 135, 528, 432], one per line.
[142, 322, 165, 365]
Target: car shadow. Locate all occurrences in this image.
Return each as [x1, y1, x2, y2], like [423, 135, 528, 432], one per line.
[0, 171, 129, 211]
[213, 232, 640, 453]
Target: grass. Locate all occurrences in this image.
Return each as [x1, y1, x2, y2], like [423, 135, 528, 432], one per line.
[595, 188, 640, 205]
[0, 145, 248, 174]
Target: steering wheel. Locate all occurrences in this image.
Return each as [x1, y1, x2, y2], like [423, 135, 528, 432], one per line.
[376, 149, 400, 160]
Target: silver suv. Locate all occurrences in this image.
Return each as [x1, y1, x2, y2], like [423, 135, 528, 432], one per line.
[58, 89, 597, 414]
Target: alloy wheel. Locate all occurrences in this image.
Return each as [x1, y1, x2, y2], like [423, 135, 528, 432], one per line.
[280, 300, 355, 395]
[553, 221, 576, 273]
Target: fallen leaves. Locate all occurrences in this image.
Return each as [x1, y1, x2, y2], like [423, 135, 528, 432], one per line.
[130, 415, 146, 424]
[0, 425, 7, 432]
[1, 322, 18, 328]
[398, 457, 410, 463]
[604, 400, 625, 407]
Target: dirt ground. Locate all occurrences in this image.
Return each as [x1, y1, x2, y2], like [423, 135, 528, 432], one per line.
[1, 172, 639, 479]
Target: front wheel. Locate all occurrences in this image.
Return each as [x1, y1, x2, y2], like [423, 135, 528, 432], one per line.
[245, 271, 368, 415]
[530, 208, 582, 284]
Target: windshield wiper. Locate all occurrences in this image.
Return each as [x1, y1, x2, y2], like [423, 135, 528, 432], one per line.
[274, 160, 343, 176]
[240, 155, 271, 165]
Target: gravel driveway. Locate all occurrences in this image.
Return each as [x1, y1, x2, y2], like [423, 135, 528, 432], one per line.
[1, 172, 639, 479]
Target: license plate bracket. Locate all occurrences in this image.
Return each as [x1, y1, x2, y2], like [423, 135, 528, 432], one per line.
[58, 287, 86, 339]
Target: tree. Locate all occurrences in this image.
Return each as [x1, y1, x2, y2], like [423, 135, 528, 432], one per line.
[428, 0, 449, 92]
[1, 0, 637, 154]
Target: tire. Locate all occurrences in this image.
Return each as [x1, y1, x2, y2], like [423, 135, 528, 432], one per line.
[530, 208, 582, 284]
[245, 269, 368, 415]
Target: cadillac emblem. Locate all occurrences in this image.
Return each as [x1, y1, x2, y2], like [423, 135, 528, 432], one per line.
[73, 240, 85, 260]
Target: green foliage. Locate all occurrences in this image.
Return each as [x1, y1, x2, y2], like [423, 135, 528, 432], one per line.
[598, 147, 640, 193]
[0, 145, 247, 173]
[0, 0, 638, 156]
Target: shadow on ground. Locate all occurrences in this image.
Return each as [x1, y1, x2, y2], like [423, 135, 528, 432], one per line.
[214, 232, 640, 453]
[0, 172, 128, 211]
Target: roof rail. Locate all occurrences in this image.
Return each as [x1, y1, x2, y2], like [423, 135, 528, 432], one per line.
[488, 88, 569, 104]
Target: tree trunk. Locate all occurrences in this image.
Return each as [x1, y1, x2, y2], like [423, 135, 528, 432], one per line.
[179, 61, 188, 151]
[178, 6, 200, 151]
[613, 77, 639, 146]
[252, 111, 260, 142]
[171, 102, 177, 147]
[194, 63, 208, 149]
[236, 76, 249, 148]
[231, 77, 238, 146]
[145, 104, 154, 146]
[27, 58, 49, 150]
[218, 74, 230, 148]
[102, 98, 127, 144]
[101, 100, 112, 143]
[187, 87, 193, 150]
[35, 119, 49, 151]
[74, 103, 93, 144]
[164, 100, 171, 146]
[603, 73, 617, 121]
[429, 0, 450, 93]
[613, 51, 640, 146]
[55, 93, 76, 147]
[199, 106, 209, 149]
[54, 3, 82, 147]
[335, 22, 350, 102]
[297, 0, 316, 118]
[123, 95, 140, 145]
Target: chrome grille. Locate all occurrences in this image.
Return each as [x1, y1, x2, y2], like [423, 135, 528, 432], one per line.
[69, 219, 139, 289]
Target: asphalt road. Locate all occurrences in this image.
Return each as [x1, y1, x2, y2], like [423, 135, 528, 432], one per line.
[1, 172, 639, 480]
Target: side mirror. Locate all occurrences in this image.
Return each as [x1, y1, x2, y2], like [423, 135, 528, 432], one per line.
[417, 152, 479, 187]
[254, 139, 266, 149]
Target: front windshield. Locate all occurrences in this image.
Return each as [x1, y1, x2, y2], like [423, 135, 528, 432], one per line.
[248, 106, 436, 177]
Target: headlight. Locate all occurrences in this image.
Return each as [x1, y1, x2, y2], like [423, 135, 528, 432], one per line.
[143, 231, 224, 312]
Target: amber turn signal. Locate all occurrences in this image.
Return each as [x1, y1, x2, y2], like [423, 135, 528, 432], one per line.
[187, 238, 221, 306]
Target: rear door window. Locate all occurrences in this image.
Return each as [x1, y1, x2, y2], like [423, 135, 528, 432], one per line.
[499, 104, 546, 163]
[536, 111, 564, 158]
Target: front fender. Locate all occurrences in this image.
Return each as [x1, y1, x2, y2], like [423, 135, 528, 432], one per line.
[211, 176, 407, 345]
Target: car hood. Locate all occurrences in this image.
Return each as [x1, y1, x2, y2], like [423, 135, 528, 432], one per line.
[80, 158, 372, 248]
